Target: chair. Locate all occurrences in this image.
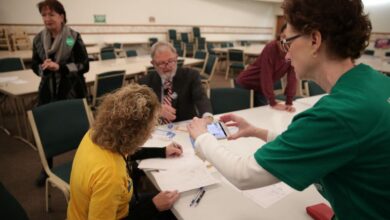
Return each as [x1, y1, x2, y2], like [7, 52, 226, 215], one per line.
[0, 28, 12, 51]
[145, 66, 157, 75]
[208, 87, 254, 114]
[184, 43, 194, 57]
[193, 50, 207, 69]
[176, 48, 185, 57]
[181, 33, 190, 43]
[303, 80, 326, 96]
[92, 70, 125, 107]
[177, 59, 185, 68]
[193, 27, 201, 39]
[225, 49, 245, 79]
[200, 54, 218, 90]
[207, 42, 215, 55]
[168, 29, 177, 42]
[100, 46, 116, 60]
[0, 182, 29, 220]
[126, 50, 138, 57]
[363, 49, 375, 56]
[196, 37, 206, 51]
[0, 57, 25, 72]
[240, 41, 250, 46]
[149, 37, 158, 47]
[113, 42, 124, 57]
[221, 42, 228, 48]
[27, 99, 93, 212]
[11, 31, 32, 50]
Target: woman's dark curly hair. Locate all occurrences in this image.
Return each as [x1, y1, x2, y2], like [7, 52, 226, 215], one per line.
[282, 0, 372, 59]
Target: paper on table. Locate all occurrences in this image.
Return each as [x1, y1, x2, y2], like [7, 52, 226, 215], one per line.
[10, 79, 28, 84]
[242, 182, 293, 208]
[138, 151, 200, 170]
[0, 76, 18, 83]
[153, 163, 219, 192]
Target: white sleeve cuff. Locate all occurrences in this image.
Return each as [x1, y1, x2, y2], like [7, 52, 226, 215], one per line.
[194, 133, 279, 190]
[266, 130, 279, 142]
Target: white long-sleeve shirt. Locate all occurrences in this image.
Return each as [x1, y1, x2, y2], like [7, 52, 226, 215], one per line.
[194, 131, 280, 190]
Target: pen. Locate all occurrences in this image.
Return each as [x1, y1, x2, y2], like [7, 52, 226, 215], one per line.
[194, 189, 206, 207]
[189, 187, 203, 207]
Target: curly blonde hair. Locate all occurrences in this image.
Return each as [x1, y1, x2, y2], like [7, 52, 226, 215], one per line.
[91, 84, 160, 155]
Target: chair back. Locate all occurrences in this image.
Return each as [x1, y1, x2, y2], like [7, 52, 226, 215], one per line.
[305, 80, 326, 96]
[202, 54, 218, 77]
[100, 46, 116, 60]
[149, 37, 158, 47]
[93, 70, 125, 106]
[146, 66, 158, 75]
[363, 49, 375, 56]
[228, 49, 244, 63]
[168, 29, 177, 41]
[177, 59, 185, 68]
[193, 27, 201, 38]
[126, 50, 138, 57]
[209, 87, 253, 114]
[194, 50, 207, 59]
[0, 57, 25, 72]
[181, 33, 190, 43]
[185, 43, 194, 57]
[176, 48, 185, 57]
[196, 37, 206, 50]
[27, 98, 93, 211]
[113, 42, 122, 49]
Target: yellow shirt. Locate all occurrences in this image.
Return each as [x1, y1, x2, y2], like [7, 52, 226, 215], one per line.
[67, 131, 133, 220]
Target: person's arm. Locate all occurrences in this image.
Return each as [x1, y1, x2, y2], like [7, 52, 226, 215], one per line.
[259, 50, 277, 106]
[195, 133, 279, 190]
[88, 170, 125, 220]
[191, 70, 213, 115]
[130, 147, 166, 160]
[188, 116, 279, 190]
[64, 33, 89, 76]
[283, 66, 298, 105]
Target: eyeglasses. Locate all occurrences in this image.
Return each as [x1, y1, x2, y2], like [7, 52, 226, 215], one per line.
[280, 34, 302, 53]
[154, 58, 177, 68]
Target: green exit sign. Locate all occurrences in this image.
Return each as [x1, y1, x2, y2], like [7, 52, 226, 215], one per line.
[94, 15, 106, 23]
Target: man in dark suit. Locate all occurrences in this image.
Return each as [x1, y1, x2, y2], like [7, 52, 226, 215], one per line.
[139, 41, 212, 123]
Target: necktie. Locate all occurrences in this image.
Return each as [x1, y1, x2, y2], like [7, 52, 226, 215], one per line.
[161, 80, 173, 124]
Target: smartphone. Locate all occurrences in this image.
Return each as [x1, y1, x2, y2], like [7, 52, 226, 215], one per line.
[207, 121, 230, 139]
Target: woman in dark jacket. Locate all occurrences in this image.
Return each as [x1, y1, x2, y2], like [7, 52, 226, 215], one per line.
[32, 0, 89, 105]
[31, 0, 89, 186]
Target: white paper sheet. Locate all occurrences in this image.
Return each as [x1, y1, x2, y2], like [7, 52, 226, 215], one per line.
[0, 76, 18, 83]
[242, 182, 293, 208]
[153, 164, 219, 192]
[138, 151, 200, 170]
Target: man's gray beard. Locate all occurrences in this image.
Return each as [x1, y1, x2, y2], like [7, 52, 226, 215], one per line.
[157, 66, 177, 81]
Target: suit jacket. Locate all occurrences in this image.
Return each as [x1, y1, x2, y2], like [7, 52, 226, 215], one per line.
[139, 67, 212, 122]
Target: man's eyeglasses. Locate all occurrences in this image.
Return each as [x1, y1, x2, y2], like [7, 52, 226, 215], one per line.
[154, 58, 177, 68]
[280, 34, 302, 53]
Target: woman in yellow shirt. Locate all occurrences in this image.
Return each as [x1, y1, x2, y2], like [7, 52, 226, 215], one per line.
[67, 84, 180, 220]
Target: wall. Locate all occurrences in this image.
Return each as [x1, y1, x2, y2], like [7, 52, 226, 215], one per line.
[0, 0, 279, 44]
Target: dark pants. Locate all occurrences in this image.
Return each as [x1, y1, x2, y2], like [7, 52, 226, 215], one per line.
[234, 80, 268, 107]
[125, 193, 176, 220]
